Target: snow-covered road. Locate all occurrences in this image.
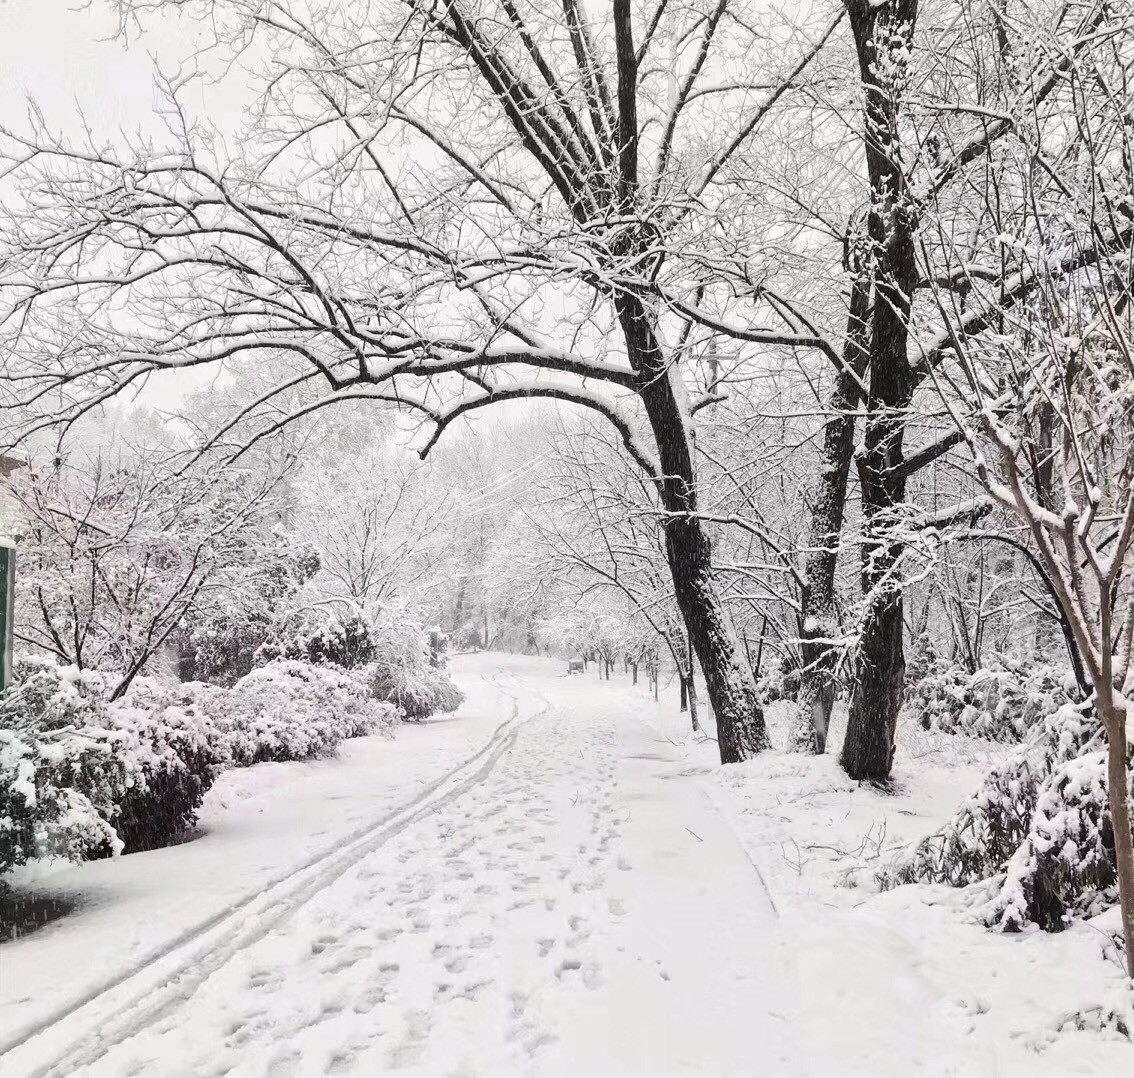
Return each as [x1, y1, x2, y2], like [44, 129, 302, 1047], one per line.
[2, 656, 796, 1077]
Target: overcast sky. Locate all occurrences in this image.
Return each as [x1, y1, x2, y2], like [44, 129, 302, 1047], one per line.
[1, 0, 251, 145]
[0, 1, 265, 418]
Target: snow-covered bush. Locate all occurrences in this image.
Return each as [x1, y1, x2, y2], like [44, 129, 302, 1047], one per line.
[880, 700, 1132, 930]
[207, 660, 398, 766]
[986, 749, 1125, 931]
[1, 654, 109, 733]
[904, 658, 1075, 742]
[107, 679, 220, 852]
[0, 646, 409, 877]
[755, 655, 801, 705]
[0, 726, 123, 875]
[0, 660, 219, 857]
[256, 606, 378, 670]
[259, 603, 463, 721]
[365, 661, 463, 721]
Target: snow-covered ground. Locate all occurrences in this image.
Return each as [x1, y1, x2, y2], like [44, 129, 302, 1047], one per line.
[1, 654, 1131, 1076]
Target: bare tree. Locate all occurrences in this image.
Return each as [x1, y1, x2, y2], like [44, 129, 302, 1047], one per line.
[9, 453, 284, 698]
[793, 0, 1129, 778]
[919, 13, 1134, 974]
[0, 0, 853, 761]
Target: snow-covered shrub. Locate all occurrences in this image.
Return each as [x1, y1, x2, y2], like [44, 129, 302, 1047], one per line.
[366, 662, 463, 721]
[985, 749, 1124, 931]
[0, 726, 123, 875]
[208, 660, 398, 766]
[755, 655, 800, 704]
[0, 657, 218, 859]
[106, 679, 220, 852]
[1, 655, 109, 733]
[0, 649, 403, 876]
[259, 603, 463, 720]
[879, 701, 1132, 930]
[256, 606, 377, 670]
[904, 658, 1075, 743]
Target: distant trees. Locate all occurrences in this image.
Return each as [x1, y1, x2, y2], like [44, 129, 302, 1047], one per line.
[522, 418, 703, 724]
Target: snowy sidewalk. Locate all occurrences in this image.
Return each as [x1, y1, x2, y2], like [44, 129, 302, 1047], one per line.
[1, 656, 795, 1076]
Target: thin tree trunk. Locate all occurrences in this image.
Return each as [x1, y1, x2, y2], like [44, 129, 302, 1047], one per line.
[688, 670, 701, 733]
[610, 2, 766, 764]
[1100, 699, 1134, 979]
[679, 674, 688, 712]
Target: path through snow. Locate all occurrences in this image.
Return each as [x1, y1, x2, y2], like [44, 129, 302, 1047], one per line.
[2, 657, 796, 1077]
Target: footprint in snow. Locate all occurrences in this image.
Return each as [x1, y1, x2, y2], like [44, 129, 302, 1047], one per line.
[326, 1050, 357, 1074]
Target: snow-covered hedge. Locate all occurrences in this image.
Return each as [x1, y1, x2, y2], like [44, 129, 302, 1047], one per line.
[205, 661, 398, 766]
[903, 659, 1076, 742]
[0, 653, 399, 875]
[0, 726, 123, 875]
[879, 700, 1132, 931]
[365, 661, 463, 721]
[0, 659, 219, 864]
[259, 602, 464, 721]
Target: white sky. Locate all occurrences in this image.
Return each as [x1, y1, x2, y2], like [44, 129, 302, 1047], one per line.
[0, 0, 253, 146]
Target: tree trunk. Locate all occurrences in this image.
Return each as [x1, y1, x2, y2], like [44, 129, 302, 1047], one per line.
[679, 674, 689, 712]
[609, 4, 765, 764]
[617, 293, 768, 764]
[841, 0, 921, 784]
[792, 271, 871, 753]
[1101, 700, 1134, 979]
[687, 670, 701, 734]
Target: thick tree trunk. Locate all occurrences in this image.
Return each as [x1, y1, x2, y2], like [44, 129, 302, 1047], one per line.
[841, 0, 921, 783]
[609, 4, 764, 763]
[617, 294, 768, 764]
[792, 273, 871, 753]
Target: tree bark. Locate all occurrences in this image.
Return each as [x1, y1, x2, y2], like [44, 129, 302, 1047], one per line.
[792, 271, 871, 754]
[841, 0, 921, 783]
[687, 670, 701, 734]
[609, 1, 766, 764]
[617, 293, 768, 763]
[1100, 698, 1134, 979]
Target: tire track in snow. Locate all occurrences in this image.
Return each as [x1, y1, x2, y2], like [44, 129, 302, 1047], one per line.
[1, 671, 538, 1078]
